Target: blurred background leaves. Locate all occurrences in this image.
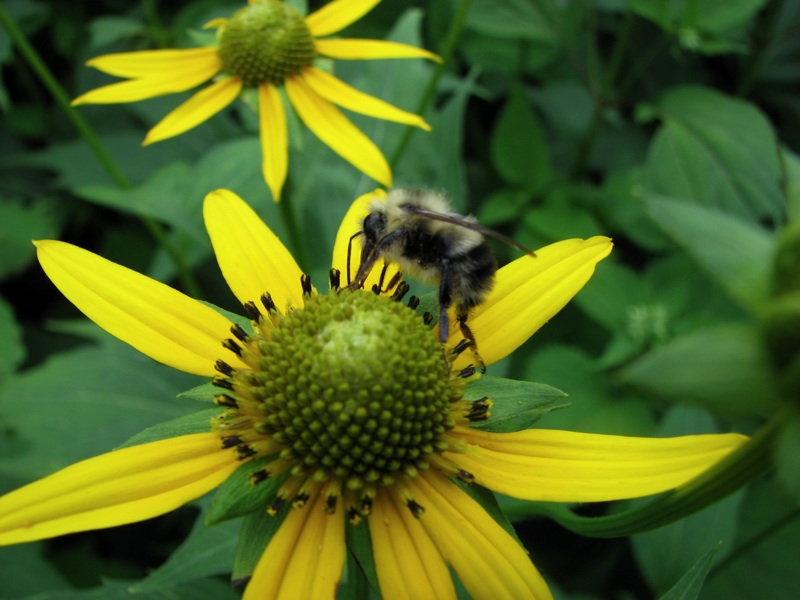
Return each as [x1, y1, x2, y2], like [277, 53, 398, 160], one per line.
[1, 0, 799, 597]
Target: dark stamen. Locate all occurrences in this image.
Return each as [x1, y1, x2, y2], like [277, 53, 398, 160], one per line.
[236, 445, 257, 460]
[458, 366, 476, 379]
[370, 283, 381, 295]
[467, 397, 491, 421]
[347, 506, 363, 525]
[406, 499, 425, 518]
[422, 312, 433, 325]
[329, 268, 341, 291]
[212, 377, 234, 390]
[456, 470, 475, 483]
[221, 434, 244, 448]
[249, 469, 270, 484]
[391, 281, 410, 302]
[261, 293, 277, 313]
[407, 296, 420, 310]
[293, 491, 310, 507]
[301, 274, 313, 296]
[325, 494, 338, 514]
[268, 497, 286, 516]
[215, 360, 235, 377]
[214, 394, 239, 408]
[243, 301, 261, 320]
[230, 323, 249, 342]
[222, 338, 243, 357]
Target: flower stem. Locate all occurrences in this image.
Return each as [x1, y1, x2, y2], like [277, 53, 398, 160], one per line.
[388, 0, 472, 169]
[0, 5, 201, 297]
[536, 411, 783, 538]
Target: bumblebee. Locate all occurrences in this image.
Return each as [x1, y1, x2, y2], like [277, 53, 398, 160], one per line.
[349, 188, 534, 364]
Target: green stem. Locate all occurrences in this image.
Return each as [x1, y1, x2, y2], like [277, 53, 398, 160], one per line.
[537, 410, 783, 538]
[737, 0, 786, 98]
[602, 10, 634, 100]
[388, 0, 472, 169]
[0, 5, 201, 297]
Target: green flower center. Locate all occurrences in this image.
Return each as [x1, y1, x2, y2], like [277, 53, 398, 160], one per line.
[217, 0, 315, 86]
[223, 289, 461, 496]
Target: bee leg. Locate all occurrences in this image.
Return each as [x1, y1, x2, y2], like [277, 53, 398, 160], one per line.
[437, 261, 453, 344]
[457, 310, 486, 374]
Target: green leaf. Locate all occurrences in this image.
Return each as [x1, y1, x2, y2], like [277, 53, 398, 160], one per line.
[464, 0, 556, 43]
[178, 382, 220, 403]
[206, 457, 286, 525]
[0, 342, 200, 483]
[464, 375, 567, 433]
[645, 196, 774, 311]
[775, 415, 800, 503]
[135, 505, 239, 591]
[0, 196, 61, 279]
[344, 520, 380, 598]
[0, 296, 25, 379]
[627, 0, 768, 34]
[232, 507, 288, 582]
[490, 85, 552, 192]
[632, 407, 743, 595]
[119, 407, 220, 449]
[643, 87, 783, 223]
[620, 323, 781, 416]
[657, 543, 722, 600]
[701, 479, 800, 599]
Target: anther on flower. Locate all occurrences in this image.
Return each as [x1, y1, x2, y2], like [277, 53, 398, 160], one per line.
[211, 287, 466, 516]
[218, 0, 315, 86]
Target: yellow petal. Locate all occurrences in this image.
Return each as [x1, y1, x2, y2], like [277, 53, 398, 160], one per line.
[73, 50, 223, 105]
[449, 236, 613, 369]
[305, 0, 380, 38]
[203, 17, 228, 30]
[370, 492, 456, 599]
[203, 190, 306, 313]
[451, 427, 749, 503]
[410, 472, 552, 599]
[302, 67, 430, 130]
[315, 39, 441, 62]
[330, 188, 405, 291]
[285, 73, 392, 187]
[35, 240, 248, 377]
[258, 83, 288, 202]
[244, 493, 345, 599]
[84, 47, 221, 79]
[143, 76, 242, 145]
[0, 433, 238, 545]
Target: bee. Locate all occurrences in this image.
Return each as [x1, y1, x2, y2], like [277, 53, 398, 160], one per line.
[348, 188, 535, 366]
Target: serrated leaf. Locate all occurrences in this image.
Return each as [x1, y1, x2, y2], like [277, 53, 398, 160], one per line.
[490, 86, 551, 192]
[344, 520, 380, 598]
[657, 543, 721, 600]
[178, 382, 221, 403]
[620, 323, 781, 416]
[232, 507, 288, 582]
[645, 196, 774, 311]
[464, 376, 567, 433]
[643, 87, 783, 223]
[119, 407, 221, 449]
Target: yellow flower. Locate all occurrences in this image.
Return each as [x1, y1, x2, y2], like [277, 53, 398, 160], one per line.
[0, 189, 746, 599]
[72, 0, 439, 201]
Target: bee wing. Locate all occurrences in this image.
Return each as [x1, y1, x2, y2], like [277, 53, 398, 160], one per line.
[400, 204, 537, 256]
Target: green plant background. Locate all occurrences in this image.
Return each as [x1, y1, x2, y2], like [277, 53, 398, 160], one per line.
[1, 0, 799, 598]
